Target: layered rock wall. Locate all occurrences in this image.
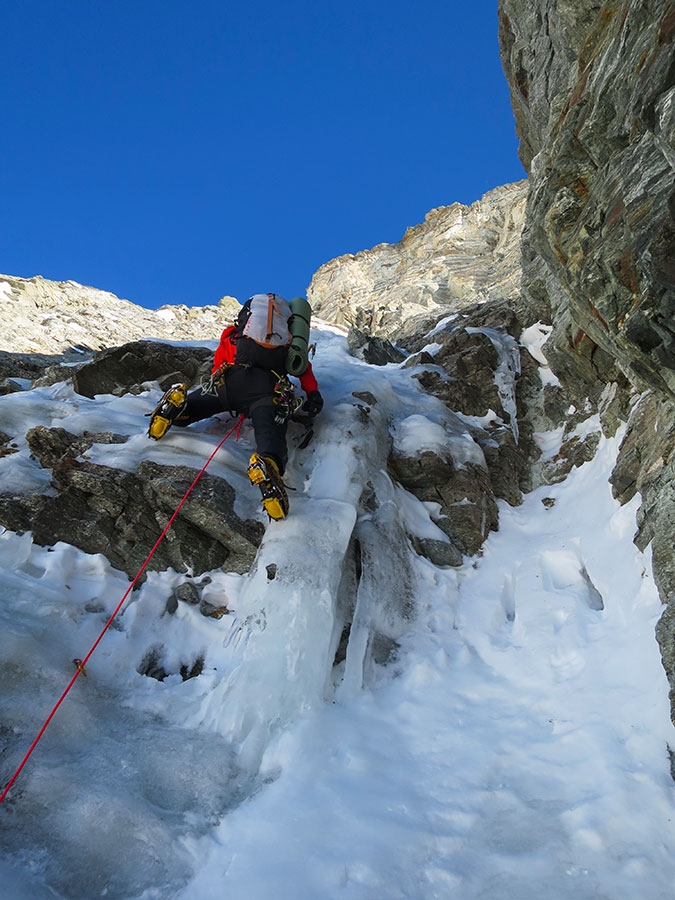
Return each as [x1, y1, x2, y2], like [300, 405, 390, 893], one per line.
[499, 0, 675, 395]
[499, 0, 675, 717]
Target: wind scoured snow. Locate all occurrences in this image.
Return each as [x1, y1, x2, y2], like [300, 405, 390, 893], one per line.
[0, 325, 674, 899]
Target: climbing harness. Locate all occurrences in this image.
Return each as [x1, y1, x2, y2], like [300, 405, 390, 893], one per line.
[0, 414, 245, 806]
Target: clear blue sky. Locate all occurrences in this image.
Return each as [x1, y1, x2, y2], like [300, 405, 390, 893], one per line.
[3, 1, 526, 310]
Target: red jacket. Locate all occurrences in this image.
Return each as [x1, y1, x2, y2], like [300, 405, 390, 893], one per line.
[212, 326, 319, 394]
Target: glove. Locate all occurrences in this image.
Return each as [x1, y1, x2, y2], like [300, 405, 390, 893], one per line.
[302, 390, 324, 416]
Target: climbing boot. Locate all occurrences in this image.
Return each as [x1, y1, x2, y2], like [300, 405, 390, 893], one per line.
[148, 383, 187, 440]
[247, 453, 289, 520]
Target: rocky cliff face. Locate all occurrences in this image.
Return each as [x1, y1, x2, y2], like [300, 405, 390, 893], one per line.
[498, 0, 675, 717]
[307, 181, 528, 341]
[499, 0, 675, 397]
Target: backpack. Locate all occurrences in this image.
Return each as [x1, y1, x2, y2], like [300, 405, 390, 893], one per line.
[234, 293, 292, 372]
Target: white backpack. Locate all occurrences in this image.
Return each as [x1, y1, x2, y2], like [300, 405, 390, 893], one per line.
[241, 293, 292, 347]
[235, 293, 292, 370]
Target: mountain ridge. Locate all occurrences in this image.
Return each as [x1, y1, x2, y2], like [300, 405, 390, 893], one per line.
[0, 273, 241, 356]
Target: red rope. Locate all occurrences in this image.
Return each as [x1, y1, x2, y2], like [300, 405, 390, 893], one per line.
[0, 415, 245, 805]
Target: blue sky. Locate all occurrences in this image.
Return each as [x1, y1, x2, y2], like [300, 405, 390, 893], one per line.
[3, 1, 526, 310]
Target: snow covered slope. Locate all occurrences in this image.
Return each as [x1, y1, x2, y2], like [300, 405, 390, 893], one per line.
[0, 323, 674, 899]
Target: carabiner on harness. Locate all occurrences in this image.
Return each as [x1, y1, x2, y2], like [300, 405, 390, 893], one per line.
[273, 374, 303, 425]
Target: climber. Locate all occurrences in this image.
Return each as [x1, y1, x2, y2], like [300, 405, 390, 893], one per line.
[147, 293, 323, 521]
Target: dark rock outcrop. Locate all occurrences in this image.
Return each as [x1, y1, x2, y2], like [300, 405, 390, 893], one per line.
[347, 328, 406, 366]
[26, 425, 129, 468]
[0, 427, 263, 577]
[33, 340, 214, 397]
[0, 350, 85, 395]
[389, 450, 498, 559]
[72, 341, 213, 397]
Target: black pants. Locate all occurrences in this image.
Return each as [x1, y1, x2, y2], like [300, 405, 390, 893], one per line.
[173, 366, 289, 473]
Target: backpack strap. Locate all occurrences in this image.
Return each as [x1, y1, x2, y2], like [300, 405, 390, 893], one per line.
[266, 293, 276, 343]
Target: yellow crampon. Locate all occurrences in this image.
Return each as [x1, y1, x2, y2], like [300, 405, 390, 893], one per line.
[148, 383, 187, 440]
[247, 453, 289, 520]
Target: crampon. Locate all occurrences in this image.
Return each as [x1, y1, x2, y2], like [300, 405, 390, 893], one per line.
[147, 383, 187, 440]
[247, 453, 289, 520]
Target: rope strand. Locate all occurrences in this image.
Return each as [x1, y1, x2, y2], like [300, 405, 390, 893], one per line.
[0, 415, 245, 805]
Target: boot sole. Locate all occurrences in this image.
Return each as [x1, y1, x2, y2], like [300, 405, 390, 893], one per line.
[148, 415, 172, 440]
